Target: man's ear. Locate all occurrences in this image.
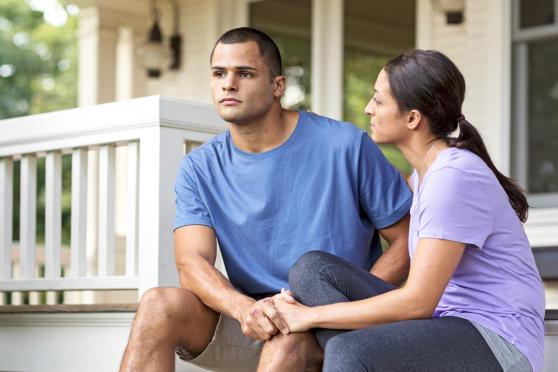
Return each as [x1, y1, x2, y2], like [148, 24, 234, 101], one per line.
[272, 76, 286, 98]
[406, 109, 422, 130]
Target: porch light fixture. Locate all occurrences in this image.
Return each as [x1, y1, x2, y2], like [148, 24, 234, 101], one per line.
[137, 0, 182, 78]
[435, 0, 465, 25]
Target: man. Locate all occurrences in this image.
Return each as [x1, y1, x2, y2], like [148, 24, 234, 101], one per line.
[120, 27, 411, 372]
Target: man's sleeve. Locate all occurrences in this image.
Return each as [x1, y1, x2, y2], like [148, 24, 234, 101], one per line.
[173, 156, 213, 231]
[358, 133, 412, 229]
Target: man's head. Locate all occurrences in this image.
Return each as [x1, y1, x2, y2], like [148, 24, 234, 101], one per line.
[210, 27, 285, 125]
[210, 27, 282, 79]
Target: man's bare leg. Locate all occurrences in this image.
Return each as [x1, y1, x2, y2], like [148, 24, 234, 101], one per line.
[257, 332, 323, 372]
[120, 287, 219, 372]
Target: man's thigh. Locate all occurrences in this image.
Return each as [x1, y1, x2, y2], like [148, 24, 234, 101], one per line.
[177, 315, 263, 372]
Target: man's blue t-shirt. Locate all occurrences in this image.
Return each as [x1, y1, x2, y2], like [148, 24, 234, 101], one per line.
[174, 111, 412, 296]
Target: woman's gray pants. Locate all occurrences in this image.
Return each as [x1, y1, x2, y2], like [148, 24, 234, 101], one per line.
[288, 250, 503, 372]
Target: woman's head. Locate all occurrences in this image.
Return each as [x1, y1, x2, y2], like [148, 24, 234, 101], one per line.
[383, 50, 464, 138]
[369, 49, 528, 222]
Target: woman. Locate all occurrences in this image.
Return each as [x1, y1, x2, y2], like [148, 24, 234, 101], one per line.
[273, 50, 545, 372]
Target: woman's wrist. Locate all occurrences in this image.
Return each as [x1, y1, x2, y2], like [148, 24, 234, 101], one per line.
[303, 305, 323, 330]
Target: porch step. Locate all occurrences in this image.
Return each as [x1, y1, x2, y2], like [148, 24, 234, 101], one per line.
[0, 304, 206, 372]
[0, 303, 138, 313]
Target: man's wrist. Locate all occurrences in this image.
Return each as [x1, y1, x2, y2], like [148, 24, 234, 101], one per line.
[230, 293, 254, 321]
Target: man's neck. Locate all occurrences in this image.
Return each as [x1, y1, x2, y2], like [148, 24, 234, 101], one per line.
[230, 107, 299, 153]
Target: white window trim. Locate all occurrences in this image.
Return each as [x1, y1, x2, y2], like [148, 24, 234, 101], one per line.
[511, 0, 558, 208]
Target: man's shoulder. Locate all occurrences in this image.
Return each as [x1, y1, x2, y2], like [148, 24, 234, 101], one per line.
[302, 111, 365, 144]
[185, 132, 227, 160]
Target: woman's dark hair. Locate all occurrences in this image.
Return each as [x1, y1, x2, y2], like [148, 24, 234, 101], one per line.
[384, 49, 528, 222]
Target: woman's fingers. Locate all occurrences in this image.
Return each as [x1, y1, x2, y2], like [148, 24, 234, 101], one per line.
[281, 288, 296, 304]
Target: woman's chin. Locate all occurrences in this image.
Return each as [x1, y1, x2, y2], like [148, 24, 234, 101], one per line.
[370, 132, 386, 144]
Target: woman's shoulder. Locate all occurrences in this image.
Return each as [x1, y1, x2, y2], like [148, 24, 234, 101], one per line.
[428, 148, 492, 182]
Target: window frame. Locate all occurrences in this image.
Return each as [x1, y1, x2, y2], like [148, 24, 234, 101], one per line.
[511, 0, 558, 207]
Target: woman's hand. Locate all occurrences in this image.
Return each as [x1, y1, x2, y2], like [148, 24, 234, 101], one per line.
[272, 289, 315, 333]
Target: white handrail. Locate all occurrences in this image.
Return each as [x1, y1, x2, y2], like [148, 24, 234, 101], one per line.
[0, 96, 226, 299]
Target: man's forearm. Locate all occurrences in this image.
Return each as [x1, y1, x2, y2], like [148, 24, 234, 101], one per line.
[178, 256, 253, 320]
[370, 238, 409, 287]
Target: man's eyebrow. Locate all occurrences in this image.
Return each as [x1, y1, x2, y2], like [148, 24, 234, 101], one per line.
[211, 65, 258, 71]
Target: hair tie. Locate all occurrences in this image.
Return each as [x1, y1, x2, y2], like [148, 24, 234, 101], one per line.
[457, 114, 466, 123]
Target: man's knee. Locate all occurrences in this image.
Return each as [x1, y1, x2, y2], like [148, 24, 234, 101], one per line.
[264, 332, 322, 365]
[136, 287, 198, 327]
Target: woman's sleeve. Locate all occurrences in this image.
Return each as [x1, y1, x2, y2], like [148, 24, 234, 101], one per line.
[417, 167, 493, 249]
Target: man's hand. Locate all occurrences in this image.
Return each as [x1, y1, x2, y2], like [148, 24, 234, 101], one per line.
[237, 297, 290, 341]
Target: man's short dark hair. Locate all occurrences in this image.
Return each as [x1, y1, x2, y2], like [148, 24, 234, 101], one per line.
[210, 27, 283, 78]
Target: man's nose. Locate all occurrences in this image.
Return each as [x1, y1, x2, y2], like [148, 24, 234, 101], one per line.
[222, 74, 237, 91]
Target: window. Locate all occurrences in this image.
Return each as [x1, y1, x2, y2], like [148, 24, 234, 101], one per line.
[512, 0, 558, 207]
[250, 0, 311, 110]
[343, 0, 415, 174]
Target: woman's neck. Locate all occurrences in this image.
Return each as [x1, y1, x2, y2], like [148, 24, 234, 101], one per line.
[398, 136, 449, 180]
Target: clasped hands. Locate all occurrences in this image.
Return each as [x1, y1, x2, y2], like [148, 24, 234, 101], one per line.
[238, 289, 313, 341]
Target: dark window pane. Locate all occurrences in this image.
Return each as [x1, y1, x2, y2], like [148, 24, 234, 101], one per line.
[520, 0, 554, 29]
[343, 0, 414, 174]
[528, 39, 558, 193]
[250, 0, 311, 110]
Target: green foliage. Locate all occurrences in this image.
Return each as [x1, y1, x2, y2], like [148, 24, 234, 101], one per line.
[343, 47, 412, 175]
[0, 0, 77, 118]
[2, 0, 77, 245]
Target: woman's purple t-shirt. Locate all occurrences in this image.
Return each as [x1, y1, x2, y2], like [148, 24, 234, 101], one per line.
[409, 147, 545, 372]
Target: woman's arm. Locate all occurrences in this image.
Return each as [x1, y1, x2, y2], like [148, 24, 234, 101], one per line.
[276, 238, 465, 332]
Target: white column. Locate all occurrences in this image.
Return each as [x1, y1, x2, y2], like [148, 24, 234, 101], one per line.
[416, 0, 433, 49]
[311, 0, 344, 120]
[20, 155, 37, 279]
[126, 142, 139, 276]
[0, 158, 13, 279]
[116, 26, 147, 101]
[137, 126, 182, 296]
[71, 148, 88, 277]
[45, 151, 62, 278]
[77, 6, 119, 106]
[98, 145, 116, 276]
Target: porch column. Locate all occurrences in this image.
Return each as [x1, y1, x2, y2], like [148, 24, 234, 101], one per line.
[311, 0, 344, 120]
[77, 6, 119, 106]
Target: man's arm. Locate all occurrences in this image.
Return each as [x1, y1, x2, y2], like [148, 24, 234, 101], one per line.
[370, 214, 410, 287]
[174, 225, 289, 340]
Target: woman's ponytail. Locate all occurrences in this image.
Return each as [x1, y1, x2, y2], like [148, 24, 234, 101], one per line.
[449, 117, 529, 222]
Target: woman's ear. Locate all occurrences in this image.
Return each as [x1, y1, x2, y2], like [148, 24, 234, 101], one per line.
[406, 110, 421, 130]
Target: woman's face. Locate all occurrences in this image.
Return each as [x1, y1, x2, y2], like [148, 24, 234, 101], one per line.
[364, 69, 409, 145]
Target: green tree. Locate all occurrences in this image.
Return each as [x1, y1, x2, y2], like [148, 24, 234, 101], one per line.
[1, 0, 77, 245]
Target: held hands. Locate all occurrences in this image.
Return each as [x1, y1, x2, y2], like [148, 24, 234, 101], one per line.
[272, 289, 314, 333]
[236, 289, 314, 341]
[237, 297, 290, 341]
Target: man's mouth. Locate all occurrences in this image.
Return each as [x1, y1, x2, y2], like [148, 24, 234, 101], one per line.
[220, 97, 241, 104]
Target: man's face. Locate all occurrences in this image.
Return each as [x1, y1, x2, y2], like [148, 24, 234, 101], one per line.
[210, 41, 279, 125]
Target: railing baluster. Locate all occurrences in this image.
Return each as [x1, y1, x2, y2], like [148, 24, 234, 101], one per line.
[71, 148, 88, 277]
[45, 151, 62, 278]
[0, 158, 13, 279]
[98, 145, 115, 276]
[126, 142, 139, 275]
[20, 155, 37, 279]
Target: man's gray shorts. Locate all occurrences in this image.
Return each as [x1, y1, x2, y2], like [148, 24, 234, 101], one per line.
[176, 315, 263, 372]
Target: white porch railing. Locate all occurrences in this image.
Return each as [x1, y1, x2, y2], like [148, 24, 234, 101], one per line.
[0, 96, 226, 300]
